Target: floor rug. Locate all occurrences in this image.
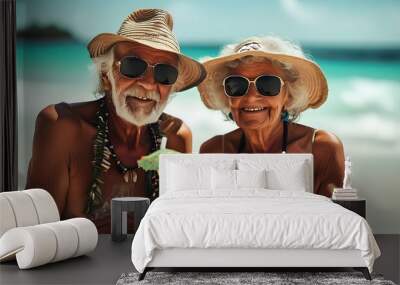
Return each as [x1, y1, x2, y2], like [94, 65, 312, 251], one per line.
[116, 271, 396, 285]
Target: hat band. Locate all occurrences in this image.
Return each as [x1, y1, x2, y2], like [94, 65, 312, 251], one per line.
[118, 29, 180, 52]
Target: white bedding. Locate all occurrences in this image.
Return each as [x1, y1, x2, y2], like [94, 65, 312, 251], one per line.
[131, 190, 380, 273]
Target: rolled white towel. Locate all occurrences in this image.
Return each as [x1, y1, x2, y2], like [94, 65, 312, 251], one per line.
[0, 189, 60, 238]
[0, 191, 40, 228]
[64, 218, 98, 258]
[41, 221, 79, 262]
[0, 218, 98, 269]
[24, 188, 60, 224]
[0, 196, 17, 237]
[0, 225, 57, 268]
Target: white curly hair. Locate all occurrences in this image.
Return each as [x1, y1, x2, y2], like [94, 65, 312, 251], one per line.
[90, 47, 115, 96]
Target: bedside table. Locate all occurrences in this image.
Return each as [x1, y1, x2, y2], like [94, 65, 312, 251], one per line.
[111, 197, 150, 242]
[332, 198, 366, 218]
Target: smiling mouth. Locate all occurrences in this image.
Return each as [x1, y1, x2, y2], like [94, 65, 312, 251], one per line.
[126, 95, 155, 103]
[240, 106, 267, 113]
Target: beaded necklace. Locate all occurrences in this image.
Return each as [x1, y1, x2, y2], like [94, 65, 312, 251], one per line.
[86, 98, 161, 214]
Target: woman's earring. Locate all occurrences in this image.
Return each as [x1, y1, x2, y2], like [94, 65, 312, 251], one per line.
[281, 109, 289, 122]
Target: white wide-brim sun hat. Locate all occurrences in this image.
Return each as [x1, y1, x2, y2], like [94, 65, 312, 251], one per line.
[197, 37, 328, 113]
[87, 9, 206, 92]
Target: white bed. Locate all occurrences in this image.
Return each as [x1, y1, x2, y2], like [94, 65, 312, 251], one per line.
[131, 154, 380, 280]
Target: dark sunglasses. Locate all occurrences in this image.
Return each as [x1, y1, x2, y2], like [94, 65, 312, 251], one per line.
[223, 75, 284, 97]
[116, 56, 178, 85]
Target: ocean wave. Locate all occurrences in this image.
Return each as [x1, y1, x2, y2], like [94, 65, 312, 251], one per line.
[337, 77, 400, 113]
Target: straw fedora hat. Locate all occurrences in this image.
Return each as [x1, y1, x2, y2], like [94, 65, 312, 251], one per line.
[87, 9, 206, 92]
[198, 37, 328, 113]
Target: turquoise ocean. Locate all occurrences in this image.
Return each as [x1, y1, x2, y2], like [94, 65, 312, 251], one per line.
[16, 42, 400, 233]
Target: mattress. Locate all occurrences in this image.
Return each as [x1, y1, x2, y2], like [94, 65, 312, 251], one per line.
[131, 190, 380, 273]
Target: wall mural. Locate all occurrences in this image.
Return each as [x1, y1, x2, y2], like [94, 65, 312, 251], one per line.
[16, 0, 400, 234]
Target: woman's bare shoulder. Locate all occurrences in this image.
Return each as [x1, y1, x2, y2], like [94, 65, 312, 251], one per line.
[289, 122, 315, 137]
[288, 122, 343, 157]
[312, 129, 344, 159]
[314, 129, 343, 147]
[199, 135, 224, 153]
[199, 128, 241, 153]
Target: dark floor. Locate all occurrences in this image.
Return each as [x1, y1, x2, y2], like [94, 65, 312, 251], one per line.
[374, 234, 400, 284]
[0, 234, 398, 285]
[0, 235, 134, 285]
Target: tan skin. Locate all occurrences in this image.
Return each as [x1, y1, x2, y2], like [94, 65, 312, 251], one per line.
[26, 42, 192, 233]
[200, 61, 345, 197]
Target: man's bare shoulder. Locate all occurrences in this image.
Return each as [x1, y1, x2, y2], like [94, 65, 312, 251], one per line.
[160, 112, 194, 140]
[35, 100, 100, 138]
[159, 112, 185, 135]
[200, 128, 240, 153]
[68, 99, 102, 123]
[159, 112, 192, 152]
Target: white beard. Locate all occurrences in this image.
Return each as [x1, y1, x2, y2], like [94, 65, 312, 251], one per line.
[108, 73, 169, 127]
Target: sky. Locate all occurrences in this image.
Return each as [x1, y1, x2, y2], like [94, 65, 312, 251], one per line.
[16, 0, 400, 47]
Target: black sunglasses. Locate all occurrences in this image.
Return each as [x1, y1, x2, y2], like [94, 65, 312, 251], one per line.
[117, 56, 178, 85]
[223, 75, 284, 97]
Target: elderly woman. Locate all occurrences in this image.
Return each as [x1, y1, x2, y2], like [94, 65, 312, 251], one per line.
[198, 36, 344, 197]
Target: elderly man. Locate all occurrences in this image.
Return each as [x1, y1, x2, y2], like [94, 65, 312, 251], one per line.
[26, 9, 205, 233]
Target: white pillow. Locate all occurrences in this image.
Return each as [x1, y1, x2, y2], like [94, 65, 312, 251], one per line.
[167, 163, 211, 191]
[211, 168, 237, 190]
[211, 169, 267, 190]
[266, 162, 308, 191]
[166, 158, 236, 171]
[236, 169, 267, 188]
